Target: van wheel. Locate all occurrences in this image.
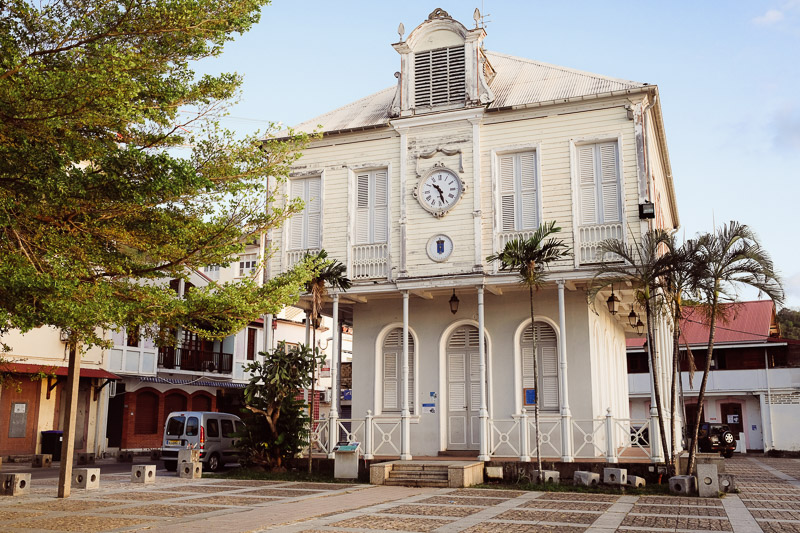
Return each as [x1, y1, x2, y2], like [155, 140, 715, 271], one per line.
[164, 460, 177, 472]
[207, 453, 221, 472]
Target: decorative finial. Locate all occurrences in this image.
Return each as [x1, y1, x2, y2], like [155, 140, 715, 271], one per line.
[427, 8, 451, 20]
[397, 22, 404, 41]
[474, 8, 481, 28]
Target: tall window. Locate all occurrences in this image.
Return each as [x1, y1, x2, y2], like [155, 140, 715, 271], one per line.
[246, 327, 257, 361]
[577, 141, 621, 226]
[520, 322, 559, 411]
[382, 328, 415, 412]
[203, 265, 220, 280]
[289, 176, 321, 250]
[415, 46, 465, 107]
[498, 151, 538, 232]
[238, 253, 257, 277]
[355, 170, 388, 245]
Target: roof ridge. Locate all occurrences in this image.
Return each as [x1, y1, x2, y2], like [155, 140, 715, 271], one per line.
[484, 50, 646, 88]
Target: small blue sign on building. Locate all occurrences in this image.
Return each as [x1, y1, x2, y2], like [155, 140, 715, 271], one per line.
[523, 388, 536, 406]
[341, 389, 352, 401]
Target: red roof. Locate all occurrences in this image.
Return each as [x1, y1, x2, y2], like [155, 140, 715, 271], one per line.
[626, 300, 776, 349]
[0, 362, 120, 380]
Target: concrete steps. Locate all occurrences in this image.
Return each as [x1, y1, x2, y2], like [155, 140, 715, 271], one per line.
[372, 460, 483, 488]
[385, 464, 449, 487]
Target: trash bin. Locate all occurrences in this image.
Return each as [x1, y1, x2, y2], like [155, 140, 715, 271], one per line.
[332, 441, 360, 479]
[41, 430, 63, 461]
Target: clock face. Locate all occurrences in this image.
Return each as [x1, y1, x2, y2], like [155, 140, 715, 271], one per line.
[416, 168, 463, 216]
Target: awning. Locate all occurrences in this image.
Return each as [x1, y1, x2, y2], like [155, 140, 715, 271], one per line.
[0, 362, 120, 380]
[138, 376, 246, 389]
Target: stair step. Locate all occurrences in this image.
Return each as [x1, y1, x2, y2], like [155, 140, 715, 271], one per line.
[392, 464, 449, 472]
[389, 472, 449, 480]
[385, 478, 449, 488]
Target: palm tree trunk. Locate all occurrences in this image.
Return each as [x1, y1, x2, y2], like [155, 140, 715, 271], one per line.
[686, 291, 719, 476]
[529, 285, 543, 482]
[645, 297, 671, 466]
[670, 303, 681, 475]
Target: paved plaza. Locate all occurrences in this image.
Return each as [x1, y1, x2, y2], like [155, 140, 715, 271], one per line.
[0, 456, 798, 532]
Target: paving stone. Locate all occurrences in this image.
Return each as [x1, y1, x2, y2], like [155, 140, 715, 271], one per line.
[115, 503, 227, 517]
[449, 488, 527, 498]
[621, 514, 677, 529]
[674, 516, 732, 531]
[751, 508, 800, 520]
[240, 487, 324, 497]
[418, 495, 508, 506]
[289, 482, 359, 490]
[185, 495, 281, 506]
[520, 499, 611, 511]
[760, 523, 800, 533]
[99, 490, 185, 501]
[379, 503, 481, 517]
[462, 524, 586, 533]
[329, 515, 452, 531]
[6, 515, 146, 532]
[21, 499, 110, 512]
[540, 492, 619, 502]
[630, 504, 726, 517]
[0, 509, 44, 520]
[744, 499, 800, 510]
[495, 509, 599, 524]
[637, 495, 723, 506]
[210, 480, 285, 487]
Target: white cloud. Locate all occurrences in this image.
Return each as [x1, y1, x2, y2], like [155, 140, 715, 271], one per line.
[753, 8, 785, 25]
[785, 272, 800, 309]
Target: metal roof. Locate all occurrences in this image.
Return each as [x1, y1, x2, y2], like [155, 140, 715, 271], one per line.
[288, 51, 646, 135]
[139, 376, 246, 389]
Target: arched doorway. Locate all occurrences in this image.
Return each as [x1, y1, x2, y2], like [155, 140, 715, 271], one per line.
[446, 325, 486, 450]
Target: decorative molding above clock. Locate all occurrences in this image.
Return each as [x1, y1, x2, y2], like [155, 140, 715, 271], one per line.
[412, 163, 466, 218]
[426, 234, 454, 262]
[415, 146, 463, 176]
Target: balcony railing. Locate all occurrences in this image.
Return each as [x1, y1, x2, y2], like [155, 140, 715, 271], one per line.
[351, 243, 388, 280]
[158, 347, 233, 374]
[497, 229, 538, 250]
[287, 248, 320, 270]
[578, 223, 623, 264]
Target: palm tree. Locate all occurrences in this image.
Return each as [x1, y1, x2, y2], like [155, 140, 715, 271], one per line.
[684, 222, 783, 475]
[487, 221, 569, 483]
[303, 250, 351, 473]
[590, 229, 675, 468]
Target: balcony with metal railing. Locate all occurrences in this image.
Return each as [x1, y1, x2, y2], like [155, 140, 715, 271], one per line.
[158, 346, 233, 374]
[351, 243, 389, 280]
[287, 249, 320, 270]
[578, 223, 623, 265]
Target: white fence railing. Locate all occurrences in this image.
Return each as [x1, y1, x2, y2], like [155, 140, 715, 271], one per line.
[286, 248, 320, 270]
[578, 223, 623, 264]
[351, 243, 388, 280]
[307, 410, 655, 462]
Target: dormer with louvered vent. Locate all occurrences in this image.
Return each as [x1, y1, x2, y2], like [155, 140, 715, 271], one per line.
[390, 8, 494, 117]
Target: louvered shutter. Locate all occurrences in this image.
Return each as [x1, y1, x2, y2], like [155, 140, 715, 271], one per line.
[448, 353, 466, 411]
[519, 152, 538, 229]
[578, 145, 598, 225]
[289, 179, 305, 249]
[407, 334, 415, 410]
[415, 46, 465, 107]
[355, 173, 370, 244]
[599, 143, 620, 223]
[383, 328, 414, 412]
[499, 155, 516, 231]
[521, 326, 535, 388]
[373, 171, 388, 243]
[520, 323, 560, 410]
[383, 350, 398, 410]
[306, 177, 321, 249]
[540, 344, 559, 410]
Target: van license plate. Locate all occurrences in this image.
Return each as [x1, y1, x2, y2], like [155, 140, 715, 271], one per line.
[167, 440, 180, 446]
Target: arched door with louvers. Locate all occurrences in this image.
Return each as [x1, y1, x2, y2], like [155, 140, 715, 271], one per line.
[520, 322, 559, 412]
[381, 328, 415, 413]
[446, 325, 486, 450]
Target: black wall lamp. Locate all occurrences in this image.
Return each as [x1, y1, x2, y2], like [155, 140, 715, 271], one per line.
[449, 289, 459, 315]
[628, 308, 638, 327]
[639, 201, 655, 219]
[606, 285, 620, 315]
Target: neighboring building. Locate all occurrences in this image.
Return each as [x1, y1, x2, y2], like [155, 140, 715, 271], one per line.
[628, 300, 800, 452]
[268, 9, 680, 461]
[0, 328, 118, 457]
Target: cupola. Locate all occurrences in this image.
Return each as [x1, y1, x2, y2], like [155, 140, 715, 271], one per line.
[390, 8, 495, 117]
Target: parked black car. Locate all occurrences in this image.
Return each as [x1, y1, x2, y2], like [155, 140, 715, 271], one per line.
[697, 422, 736, 458]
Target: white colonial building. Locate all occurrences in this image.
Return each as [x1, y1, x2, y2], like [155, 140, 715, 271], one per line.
[268, 8, 680, 462]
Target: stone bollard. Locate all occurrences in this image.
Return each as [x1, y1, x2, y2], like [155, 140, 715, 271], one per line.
[627, 475, 646, 488]
[178, 449, 200, 463]
[179, 461, 202, 479]
[1, 473, 31, 496]
[603, 467, 627, 485]
[32, 454, 52, 468]
[72, 468, 100, 490]
[534, 470, 560, 484]
[669, 475, 696, 495]
[132, 465, 157, 484]
[719, 473, 736, 493]
[117, 451, 133, 463]
[573, 471, 600, 486]
[77, 452, 96, 465]
[697, 464, 720, 498]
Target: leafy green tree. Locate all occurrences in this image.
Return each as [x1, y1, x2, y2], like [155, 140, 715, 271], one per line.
[685, 222, 783, 475]
[302, 250, 351, 472]
[0, 0, 313, 497]
[777, 308, 800, 339]
[590, 229, 675, 468]
[242, 342, 323, 469]
[487, 221, 569, 483]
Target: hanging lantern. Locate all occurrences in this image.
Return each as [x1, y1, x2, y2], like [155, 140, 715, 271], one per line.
[635, 318, 645, 336]
[449, 289, 459, 315]
[606, 285, 620, 315]
[628, 309, 638, 327]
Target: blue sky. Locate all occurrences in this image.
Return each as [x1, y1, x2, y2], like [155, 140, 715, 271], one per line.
[197, 1, 800, 308]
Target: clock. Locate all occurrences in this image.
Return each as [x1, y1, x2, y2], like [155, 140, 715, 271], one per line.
[413, 166, 464, 217]
[426, 234, 454, 262]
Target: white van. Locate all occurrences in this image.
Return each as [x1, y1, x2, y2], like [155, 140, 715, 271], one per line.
[161, 411, 245, 472]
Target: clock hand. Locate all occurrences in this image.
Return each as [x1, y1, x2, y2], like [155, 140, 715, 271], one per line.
[432, 184, 445, 203]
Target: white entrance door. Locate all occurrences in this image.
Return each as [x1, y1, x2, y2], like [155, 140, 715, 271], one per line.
[446, 325, 484, 450]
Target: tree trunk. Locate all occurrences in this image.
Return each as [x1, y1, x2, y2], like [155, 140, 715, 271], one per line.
[308, 315, 316, 474]
[670, 303, 681, 474]
[529, 285, 543, 482]
[686, 291, 719, 476]
[645, 297, 671, 466]
[57, 342, 81, 498]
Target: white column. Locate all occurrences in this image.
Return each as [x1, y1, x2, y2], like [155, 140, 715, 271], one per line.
[557, 280, 574, 462]
[328, 294, 340, 458]
[764, 348, 774, 451]
[647, 329, 663, 463]
[264, 313, 273, 353]
[477, 285, 489, 461]
[400, 290, 412, 460]
[304, 317, 311, 404]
